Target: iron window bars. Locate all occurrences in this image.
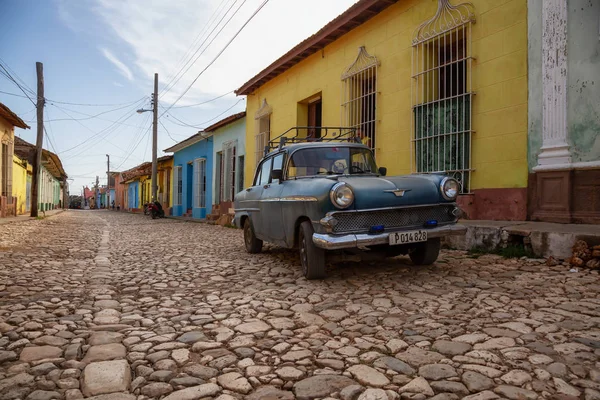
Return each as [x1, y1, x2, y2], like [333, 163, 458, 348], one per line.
[411, 0, 476, 193]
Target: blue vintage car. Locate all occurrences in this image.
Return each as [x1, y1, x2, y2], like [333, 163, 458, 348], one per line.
[234, 127, 466, 279]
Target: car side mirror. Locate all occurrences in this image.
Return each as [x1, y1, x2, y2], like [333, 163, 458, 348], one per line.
[271, 169, 283, 182]
[378, 167, 387, 176]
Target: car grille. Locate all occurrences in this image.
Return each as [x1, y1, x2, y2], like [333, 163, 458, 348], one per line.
[331, 204, 457, 233]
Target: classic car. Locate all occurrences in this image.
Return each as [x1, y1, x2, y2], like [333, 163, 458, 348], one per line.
[234, 127, 466, 279]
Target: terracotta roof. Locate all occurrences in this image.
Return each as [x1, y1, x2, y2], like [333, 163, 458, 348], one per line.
[0, 102, 30, 129]
[235, 0, 398, 96]
[204, 112, 246, 132]
[120, 162, 151, 183]
[13, 136, 67, 179]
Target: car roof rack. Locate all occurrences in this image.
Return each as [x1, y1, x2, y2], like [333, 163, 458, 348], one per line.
[264, 126, 359, 156]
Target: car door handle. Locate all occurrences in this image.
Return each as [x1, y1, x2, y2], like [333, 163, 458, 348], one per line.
[263, 185, 270, 189]
[246, 188, 252, 192]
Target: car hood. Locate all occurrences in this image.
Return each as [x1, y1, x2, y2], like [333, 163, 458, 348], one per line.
[338, 175, 443, 209]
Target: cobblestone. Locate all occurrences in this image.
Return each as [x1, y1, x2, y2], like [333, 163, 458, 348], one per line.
[1, 211, 599, 399]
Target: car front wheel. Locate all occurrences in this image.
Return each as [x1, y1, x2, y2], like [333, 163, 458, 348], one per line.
[243, 218, 263, 254]
[299, 221, 326, 280]
[409, 238, 441, 265]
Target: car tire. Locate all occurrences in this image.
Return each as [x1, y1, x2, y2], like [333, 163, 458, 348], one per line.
[299, 221, 326, 280]
[243, 218, 263, 254]
[409, 238, 441, 266]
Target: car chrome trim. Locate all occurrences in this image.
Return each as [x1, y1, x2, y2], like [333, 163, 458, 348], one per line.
[383, 189, 411, 197]
[312, 224, 467, 250]
[234, 208, 260, 212]
[280, 196, 319, 202]
[325, 202, 457, 216]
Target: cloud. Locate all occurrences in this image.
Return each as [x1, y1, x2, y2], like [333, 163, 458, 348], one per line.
[91, 0, 359, 106]
[100, 48, 134, 81]
[113, 81, 124, 87]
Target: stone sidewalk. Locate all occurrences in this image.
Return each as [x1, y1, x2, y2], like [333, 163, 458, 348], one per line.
[1, 211, 599, 400]
[445, 220, 600, 259]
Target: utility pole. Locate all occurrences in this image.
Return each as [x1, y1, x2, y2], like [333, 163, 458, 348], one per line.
[30, 62, 44, 217]
[151, 73, 158, 202]
[106, 154, 110, 209]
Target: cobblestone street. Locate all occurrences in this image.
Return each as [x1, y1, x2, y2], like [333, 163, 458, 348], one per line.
[1, 211, 599, 400]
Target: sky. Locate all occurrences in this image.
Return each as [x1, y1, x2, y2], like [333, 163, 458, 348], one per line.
[0, 0, 359, 194]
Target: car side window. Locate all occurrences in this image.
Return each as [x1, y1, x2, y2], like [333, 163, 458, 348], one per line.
[253, 164, 262, 186]
[259, 158, 272, 186]
[271, 153, 284, 183]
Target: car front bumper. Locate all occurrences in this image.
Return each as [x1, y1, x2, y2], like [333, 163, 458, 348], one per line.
[312, 224, 467, 250]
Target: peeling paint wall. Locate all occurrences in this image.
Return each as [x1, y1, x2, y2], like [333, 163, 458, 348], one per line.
[567, 0, 600, 163]
[527, 0, 543, 171]
[529, 0, 600, 169]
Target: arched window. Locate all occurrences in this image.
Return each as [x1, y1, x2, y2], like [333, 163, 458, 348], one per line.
[341, 46, 379, 152]
[411, 0, 475, 193]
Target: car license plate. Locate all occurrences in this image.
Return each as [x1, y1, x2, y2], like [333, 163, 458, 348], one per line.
[389, 230, 428, 245]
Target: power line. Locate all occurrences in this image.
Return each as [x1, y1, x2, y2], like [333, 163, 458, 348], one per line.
[115, 123, 152, 171]
[170, 90, 234, 108]
[160, 0, 269, 115]
[54, 97, 148, 156]
[0, 63, 36, 106]
[159, 119, 179, 143]
[44, 98, 146, 124]
[160, 0, 243, 98]
[162, 98, 244, 129]
[160, 0, 232, 93]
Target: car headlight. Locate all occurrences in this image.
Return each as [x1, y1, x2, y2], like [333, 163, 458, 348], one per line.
[440, 177, 459, 200]
[330, 182, 354, 209]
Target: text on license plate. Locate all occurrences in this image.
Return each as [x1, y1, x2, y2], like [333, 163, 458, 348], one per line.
[389, 230, 428, 245]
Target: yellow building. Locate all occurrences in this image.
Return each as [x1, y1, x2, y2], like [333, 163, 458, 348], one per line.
[12, 152, 32, 215]
[157, 155, 174, 211]
[0, 102, 30, 217]
[236, 0, 528, 220]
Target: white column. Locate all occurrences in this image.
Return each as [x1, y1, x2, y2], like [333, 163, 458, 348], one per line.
[534, 0, 570, 170]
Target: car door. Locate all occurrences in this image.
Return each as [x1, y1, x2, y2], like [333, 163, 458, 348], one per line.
[241, 158, 271, 240]
[260, 153, 286, 244]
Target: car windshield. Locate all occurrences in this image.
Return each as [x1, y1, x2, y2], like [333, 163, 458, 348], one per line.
[288, 147, 378, 178]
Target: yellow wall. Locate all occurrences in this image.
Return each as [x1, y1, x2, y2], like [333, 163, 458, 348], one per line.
[158, 158, 174, 206]
[243, 0, 528, 191]
[12, 155, 30, 215]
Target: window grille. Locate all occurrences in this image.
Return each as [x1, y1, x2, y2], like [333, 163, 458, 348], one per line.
[194, 158, 206, 208]
[341, 46, 379, 151]
[255, 99, 272, 167]
[222, 140, 237, 202]
[174, 166, 182, 205]
[411, 0, 475, 193]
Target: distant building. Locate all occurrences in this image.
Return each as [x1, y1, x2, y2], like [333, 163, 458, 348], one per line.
[12, 136, 68, 213]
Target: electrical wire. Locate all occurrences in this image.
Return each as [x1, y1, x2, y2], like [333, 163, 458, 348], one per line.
[162, 98, 244, 129]
[54, 97, 148, 156]
[0, 63, 36, 106]
[159, 0, 243, 98]
[159, 119, 179, 143]
[169, 90, 234, 108]
[114, 124, 152, 171]
[160, 0, 232, 93]
[160, 0, 269, 115]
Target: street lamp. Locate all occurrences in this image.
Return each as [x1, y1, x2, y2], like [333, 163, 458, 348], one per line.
[136, 73, 159, 202]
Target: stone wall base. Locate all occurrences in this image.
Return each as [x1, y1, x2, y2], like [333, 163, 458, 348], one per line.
[457, 188, 528, 221]
[528, 168, 600, 224]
